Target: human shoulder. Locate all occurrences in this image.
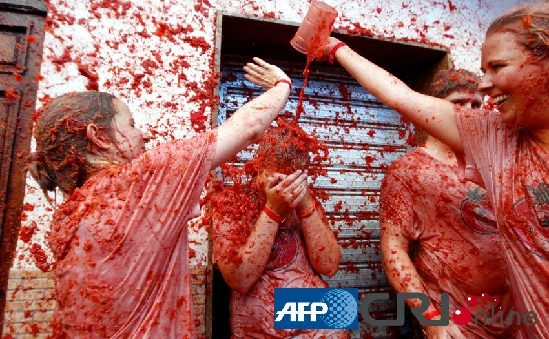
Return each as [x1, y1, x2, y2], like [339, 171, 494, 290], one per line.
[130, 130, 217, 173]
[385, 148, 432, 178]
[211, 184, 250, 203]
[210, 183, 260, 244]
[456, 106, 505, 132]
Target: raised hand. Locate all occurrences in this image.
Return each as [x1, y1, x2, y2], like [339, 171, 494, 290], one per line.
[243, 57, 291, 90]
[316, 36, 343, 62]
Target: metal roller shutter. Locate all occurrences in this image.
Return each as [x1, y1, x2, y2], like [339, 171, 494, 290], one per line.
[218, 57, 413, 338]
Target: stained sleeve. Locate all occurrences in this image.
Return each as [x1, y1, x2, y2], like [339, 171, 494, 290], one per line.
[379, 162, 418, 241]
[121, 130, 217, 244]
[455, 107, 512, 205]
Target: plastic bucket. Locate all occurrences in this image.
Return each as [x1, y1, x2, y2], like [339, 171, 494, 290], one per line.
[290, 1, 338, 58]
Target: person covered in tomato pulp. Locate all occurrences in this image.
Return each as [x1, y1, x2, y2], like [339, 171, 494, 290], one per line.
[210, 119, 348, 338]
[28, 58, 293, 338]
[307, 3, 548, 338]
[380, 69, 514, 339]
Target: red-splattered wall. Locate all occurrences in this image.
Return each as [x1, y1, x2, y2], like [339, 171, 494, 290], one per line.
[4, 0, 524, 337]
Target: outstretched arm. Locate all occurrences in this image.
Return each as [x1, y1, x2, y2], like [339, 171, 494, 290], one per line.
[330, 39, 463, 153]
[213, 58, 291, 168]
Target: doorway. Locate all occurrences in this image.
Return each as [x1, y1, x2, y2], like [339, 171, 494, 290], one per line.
[210, 13, 449, 338]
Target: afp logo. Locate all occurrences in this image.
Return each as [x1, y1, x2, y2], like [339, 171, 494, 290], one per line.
[274, 288, 358, 329]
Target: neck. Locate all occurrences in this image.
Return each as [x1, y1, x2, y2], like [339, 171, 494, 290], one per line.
[85, 154, 126, 177]
[421, 136, 457, 165]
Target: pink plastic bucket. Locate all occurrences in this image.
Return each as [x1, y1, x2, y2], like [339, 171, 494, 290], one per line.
[291, 1, 338, 58]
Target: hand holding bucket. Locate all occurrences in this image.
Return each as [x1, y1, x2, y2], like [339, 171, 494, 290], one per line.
[291, 1, 338, 59]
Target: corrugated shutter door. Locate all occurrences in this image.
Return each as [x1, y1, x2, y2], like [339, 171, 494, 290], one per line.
[218, 58, 412, 338]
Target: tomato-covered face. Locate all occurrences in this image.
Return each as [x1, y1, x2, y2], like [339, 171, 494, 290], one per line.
[444, 91, 483, 109]
[479, 31, 549, 128]
[110, 99, 150, 161]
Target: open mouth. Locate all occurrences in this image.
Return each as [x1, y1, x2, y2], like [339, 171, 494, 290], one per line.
[493, 94, 510, 107]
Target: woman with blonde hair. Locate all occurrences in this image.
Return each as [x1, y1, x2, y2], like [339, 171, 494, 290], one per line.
[306, 3, 548, 338]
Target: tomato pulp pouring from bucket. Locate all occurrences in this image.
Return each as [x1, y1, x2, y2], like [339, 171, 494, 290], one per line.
[291, 0, 338, 121]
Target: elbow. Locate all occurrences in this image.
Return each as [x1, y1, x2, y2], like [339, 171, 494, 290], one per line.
[243, 116, 265, 143]
[313, 250, 341, 278]
[322, 265, 339, 278]
[317, 263, 339, 278]
[220, 265, 256, 294]
[325, 252, 341, 277]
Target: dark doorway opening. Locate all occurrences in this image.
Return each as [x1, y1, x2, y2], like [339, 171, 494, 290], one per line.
[219, 14, 449, 91]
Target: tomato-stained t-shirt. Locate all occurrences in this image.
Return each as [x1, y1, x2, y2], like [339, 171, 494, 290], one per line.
[456, 108, 548, 338]
[380, 148, 512, 338]
[211, 186, 348, 339]
[49, 131, 216, 338]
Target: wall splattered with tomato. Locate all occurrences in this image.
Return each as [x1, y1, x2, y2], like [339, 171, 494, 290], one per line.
[13, 0, 526, 271]
[4, 0, 525, 337]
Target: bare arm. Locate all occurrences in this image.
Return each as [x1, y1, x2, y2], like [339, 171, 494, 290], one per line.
[381, 222, 464, 339]
[381, 221, 435, 311]
[216, 211, 279, 294]
[267, 171, 340, 276]
[216, 171, 304, 293]
[298, 193, 341, 277]
[212, 57, 291, 168]
[331, 40, 463, 153]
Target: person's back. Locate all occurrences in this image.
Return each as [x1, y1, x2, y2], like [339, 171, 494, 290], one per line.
[51, 133, 214, 337]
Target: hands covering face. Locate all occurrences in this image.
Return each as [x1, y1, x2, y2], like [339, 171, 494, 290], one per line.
[264, 170, 309, 216]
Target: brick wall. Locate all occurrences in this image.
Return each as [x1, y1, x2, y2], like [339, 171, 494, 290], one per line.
[2, 270, 55, 338]
[3, 266, 209, 338]
[191, 266, 209, 338]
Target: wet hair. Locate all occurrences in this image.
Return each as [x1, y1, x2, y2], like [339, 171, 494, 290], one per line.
[486, 3, 549, 60]
[415, 69, 480, 145]
[251, 120, 311, 175]
[28, 91, 119, 194]
[427, 69, 480, 99]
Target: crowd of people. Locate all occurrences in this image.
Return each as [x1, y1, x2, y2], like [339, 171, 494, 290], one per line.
[27, 2, 547, 338]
